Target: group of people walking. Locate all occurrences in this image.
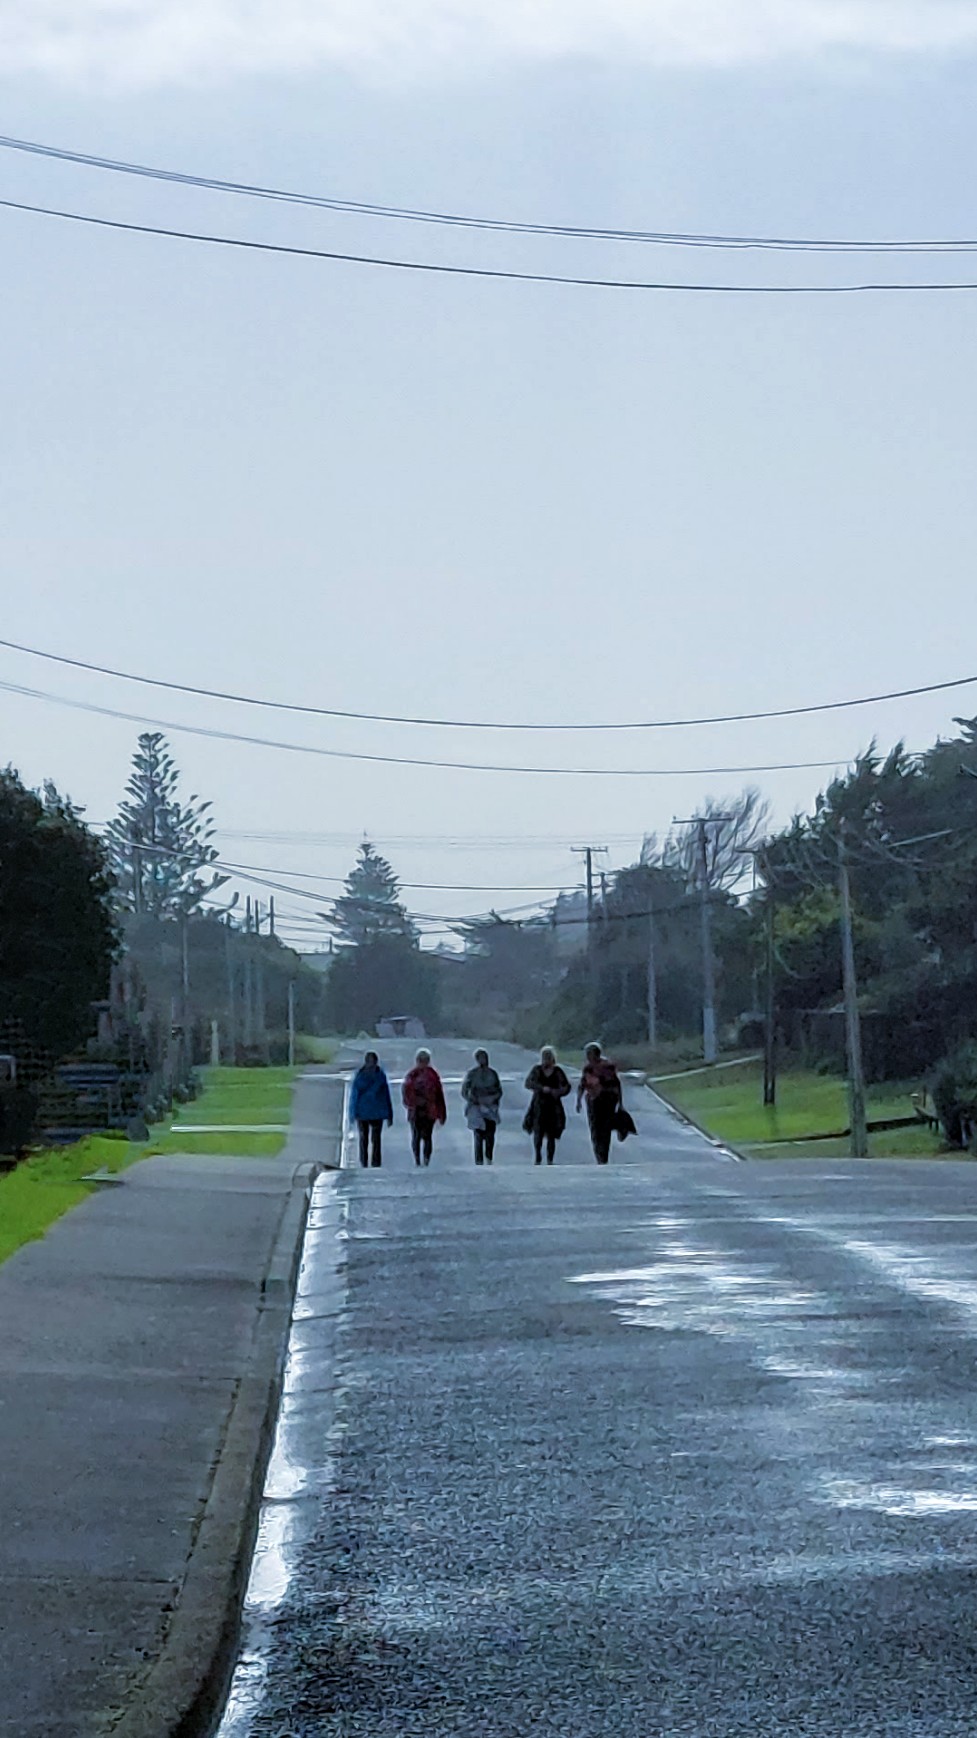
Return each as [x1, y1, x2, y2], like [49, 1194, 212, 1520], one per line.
[349, 1043, 631, 1169]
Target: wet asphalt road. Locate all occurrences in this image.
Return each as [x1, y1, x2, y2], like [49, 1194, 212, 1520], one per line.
[220, 1039, 977, 1737]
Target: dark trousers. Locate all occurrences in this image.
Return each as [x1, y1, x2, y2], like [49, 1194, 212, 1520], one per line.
[534, 1132, 557, 1165]
[474, 1123, 496, 1165]
[587, 1097, 617, 1165]
[358, 1120, 383, 1167]
[411, 1116, 434, 1166]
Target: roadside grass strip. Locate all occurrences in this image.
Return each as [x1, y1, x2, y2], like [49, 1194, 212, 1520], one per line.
[0, 1067, 301, 1269]
[146, 1066, 297, 1157]
[657, 1060, 945, 1159]
[0, 1133, 135, 1266]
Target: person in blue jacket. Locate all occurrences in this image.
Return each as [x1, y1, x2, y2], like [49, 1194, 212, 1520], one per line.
[349, 1051, 394, 1168]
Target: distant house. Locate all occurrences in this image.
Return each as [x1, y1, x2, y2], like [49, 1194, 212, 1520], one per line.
[376, 1015, 426, 1040]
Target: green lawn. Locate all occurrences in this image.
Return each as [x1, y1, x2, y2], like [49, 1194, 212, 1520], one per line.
[0, 1066, 301, 1270]
[296, 1035, 337, 1064]
[656, 1060, 945, 1159]
[0, 1133, 136, 1267]
[145, 1066, 297, 1157]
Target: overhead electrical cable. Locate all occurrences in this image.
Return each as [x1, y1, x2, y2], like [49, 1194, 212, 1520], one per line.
[0, 677, 851, 778]
[5, 132, 977, 256]
[1, 637, 972, 732]
[97, 833, 574, 893]
[4, 194, 977, 294]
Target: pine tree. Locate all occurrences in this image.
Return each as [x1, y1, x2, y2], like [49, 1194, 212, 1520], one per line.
[106, 733, 228, 918]
[329, 842, 415, 947]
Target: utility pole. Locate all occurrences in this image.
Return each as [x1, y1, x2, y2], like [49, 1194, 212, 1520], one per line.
[225, 920, 236, 1063]
[571, 846, 608, 939]
[244, 897, 254, 1049]
[269, 896, 276, 939]
[287, 981, 296, 1069]
[837, 826, 868, 1158]
[181, 915, 190, 1040]
[646, 902, 658, 1051]
[674, 815, 733, 1066]
[572, 847, 609, 1019]
[762, 859, 777, 1107]
[698, 819, 719, 1065]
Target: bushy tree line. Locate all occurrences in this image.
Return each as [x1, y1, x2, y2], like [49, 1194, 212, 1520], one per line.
[0, 770, 117, 1068]
[763, 720, 977, 1083]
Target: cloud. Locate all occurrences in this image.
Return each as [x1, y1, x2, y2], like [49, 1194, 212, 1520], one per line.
[2, 0, 977, 86]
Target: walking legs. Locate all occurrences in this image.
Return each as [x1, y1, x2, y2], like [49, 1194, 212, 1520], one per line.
[534, 1131, 558, 1164]
[412, 1117, 434, 1166]
[359, 1122, 383, 1166]
[588, 1101, 615, 1165]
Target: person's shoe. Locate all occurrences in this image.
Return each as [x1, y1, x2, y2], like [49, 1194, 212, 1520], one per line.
[475, 1157, 483, 1165]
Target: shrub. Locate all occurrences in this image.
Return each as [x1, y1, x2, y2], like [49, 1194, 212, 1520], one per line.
[931, 1042, 977, 1150]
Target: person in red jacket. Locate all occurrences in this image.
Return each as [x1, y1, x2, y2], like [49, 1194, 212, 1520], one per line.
[402, 1048, 447, 1167]
[576, 1042, 622, 1165]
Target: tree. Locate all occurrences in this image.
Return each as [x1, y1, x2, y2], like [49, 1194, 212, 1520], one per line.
[324, 936, 441, 1034]
[106, 733, 228, 919]
[0, 768, 118, 1063]
[323, 844, 437, 1032]
[328, 842, 415, 947]
[664, 789, 770, 895]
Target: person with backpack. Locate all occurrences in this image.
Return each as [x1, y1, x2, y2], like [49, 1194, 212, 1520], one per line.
[349, 1051, 394, 1168]
[462, 1048, 503, 1165]
[523, 1046, 571, 1165]
[576, 1042, 622, 1165]
[402, 1048, 447, 1166]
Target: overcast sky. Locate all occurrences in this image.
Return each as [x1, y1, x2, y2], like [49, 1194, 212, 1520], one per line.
[2, 2, 977, 948]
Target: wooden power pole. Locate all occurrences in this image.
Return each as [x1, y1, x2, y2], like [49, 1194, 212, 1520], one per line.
[837, 827, 868, 1158]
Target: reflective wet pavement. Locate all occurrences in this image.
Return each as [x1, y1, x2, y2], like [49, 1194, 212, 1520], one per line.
[218, 1040, 977, 1736]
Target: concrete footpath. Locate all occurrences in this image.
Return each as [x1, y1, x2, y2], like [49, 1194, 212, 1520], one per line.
[0, 1070, 343, 1738]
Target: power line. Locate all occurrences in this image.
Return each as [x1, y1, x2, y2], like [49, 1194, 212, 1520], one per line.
[6, 193, 977, 294]
[96, 831, 574, 894]
[2, 636, 971, 733]
[6, 132, 977, 256]
[0, 677, 852, 778]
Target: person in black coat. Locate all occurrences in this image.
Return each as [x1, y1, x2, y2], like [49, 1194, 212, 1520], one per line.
[524, 1046, 571, 1165]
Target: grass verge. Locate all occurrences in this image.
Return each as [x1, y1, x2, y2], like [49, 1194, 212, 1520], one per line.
[145, 1065, 297, 1157]
[0, 1066, 302, 1271]
[655, 1059, 945, 1159]
[296, 1035, 337, 1065]
[0, 1133, 136, 1267]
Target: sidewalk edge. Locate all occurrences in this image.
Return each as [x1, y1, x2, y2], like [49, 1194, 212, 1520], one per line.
[109, 1164, 320, 1738]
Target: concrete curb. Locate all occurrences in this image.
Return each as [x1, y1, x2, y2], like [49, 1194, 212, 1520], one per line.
[108, 1164, 320, 1738]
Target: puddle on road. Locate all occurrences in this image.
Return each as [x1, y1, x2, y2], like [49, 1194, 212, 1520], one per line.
[569, 1217, 869, 1393]
[569, 1213, 977, 1537]
[823, 1478, 977, 1517]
